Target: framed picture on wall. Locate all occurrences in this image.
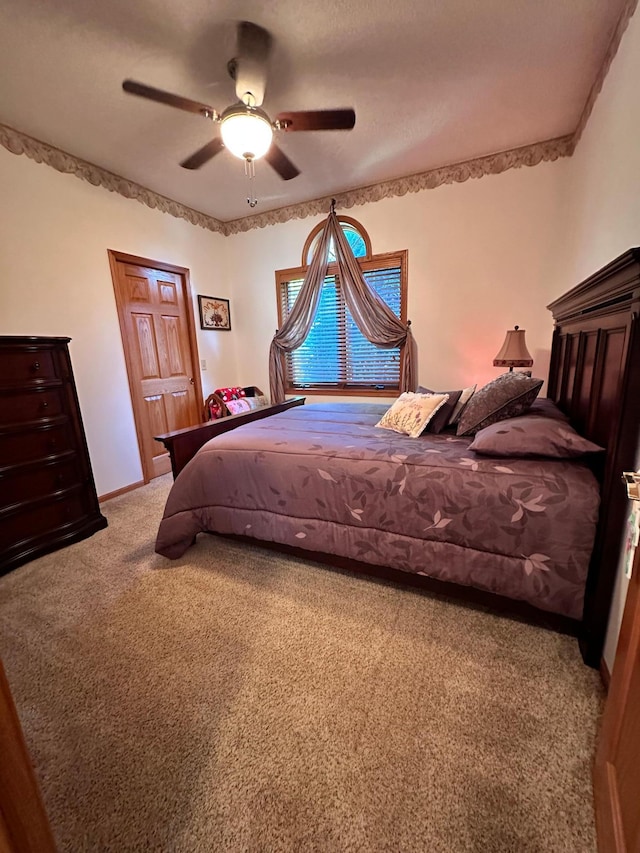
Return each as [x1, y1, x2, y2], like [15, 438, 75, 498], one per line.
[198, 295, 231, 331]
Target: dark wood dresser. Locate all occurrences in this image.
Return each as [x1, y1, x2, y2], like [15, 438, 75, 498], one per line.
[0, 336, 107, 575]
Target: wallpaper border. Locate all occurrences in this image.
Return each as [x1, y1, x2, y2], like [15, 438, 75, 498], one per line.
[222, 137, 573, 234]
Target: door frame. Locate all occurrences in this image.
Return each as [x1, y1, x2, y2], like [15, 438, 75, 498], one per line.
[107, 250, 204, 483]
[593, 536, 640, 852]
[0, 658, 57, 852]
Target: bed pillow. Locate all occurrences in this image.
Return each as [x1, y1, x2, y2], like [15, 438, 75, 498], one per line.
[456, 373, 543, 436]
[526, 397, 569, 421]
[376, 392, 449, 439]
[448, 385, 477, 427]
[417, 387, 463, 433]
[468, 415, 604, 458]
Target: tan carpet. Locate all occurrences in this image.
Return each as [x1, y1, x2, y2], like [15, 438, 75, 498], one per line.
[0, 474, 603, 852]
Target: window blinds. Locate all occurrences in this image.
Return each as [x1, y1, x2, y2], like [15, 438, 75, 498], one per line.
[280, 266, 402, 389]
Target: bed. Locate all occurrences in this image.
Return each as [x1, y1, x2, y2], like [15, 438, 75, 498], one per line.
[156, 400, 600, 621]
[155, 249, 640, 666]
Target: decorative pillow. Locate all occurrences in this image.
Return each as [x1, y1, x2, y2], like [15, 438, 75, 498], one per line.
[376, 392, 449, 439]
[448, 385, 477, 426]
[526, 397, 569, 421]
[456, 373, 543, 436]
[245, 395, 269, 410]
[216, 386, 247, 403]
[468, 415, 604, 458]
[226, 398, 252, 415]
[417, 387, 463, 433]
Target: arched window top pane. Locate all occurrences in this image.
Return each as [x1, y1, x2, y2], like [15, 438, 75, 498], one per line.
[305, 220, 368, 264]
[343, 225, 367, 258]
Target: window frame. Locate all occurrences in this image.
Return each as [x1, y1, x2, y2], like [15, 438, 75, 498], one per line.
[275, 219, 408, 397]
[301, 215, 373, 265]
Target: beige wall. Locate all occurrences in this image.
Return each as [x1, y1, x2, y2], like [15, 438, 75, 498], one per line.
[561, 12, 640, 288]
[0, 149, 231, 496]
[227, 158, 570, 399]
[560, 10, 640, 671]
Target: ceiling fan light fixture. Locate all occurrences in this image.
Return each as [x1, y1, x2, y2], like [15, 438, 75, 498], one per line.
[220, 104, 273, 161]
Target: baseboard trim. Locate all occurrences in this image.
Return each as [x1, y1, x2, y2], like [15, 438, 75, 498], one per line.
[599, 656, 611, 691]
[99, 480, 145, 503]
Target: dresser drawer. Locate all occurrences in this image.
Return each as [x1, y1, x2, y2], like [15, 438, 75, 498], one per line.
[0, 424, 76, 466]
[0, 492, 87, 551]
[0, 387, 66, 425]
[0, 349, 60, 384]
[0, 457, 83, 509]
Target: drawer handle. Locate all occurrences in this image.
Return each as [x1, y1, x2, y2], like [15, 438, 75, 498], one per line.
[32, 361, 41, 372]
[40, 401, 49, 410]
[48, 438, 57, 449]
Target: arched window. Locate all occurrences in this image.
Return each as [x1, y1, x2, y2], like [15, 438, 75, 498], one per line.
[276, 217, 407, 395]
[302, 216, 371, 264]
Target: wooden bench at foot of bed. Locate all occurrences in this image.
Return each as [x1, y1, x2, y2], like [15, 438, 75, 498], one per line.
[155, 396, 306, 479]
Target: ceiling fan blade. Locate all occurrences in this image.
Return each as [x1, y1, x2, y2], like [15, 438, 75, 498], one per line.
[180, 138, 225, 170]
[264, 144, 300, 181]
[122, 80, 216, 118]
[275, 109, 356, 132]
[233, 21, 272, 107]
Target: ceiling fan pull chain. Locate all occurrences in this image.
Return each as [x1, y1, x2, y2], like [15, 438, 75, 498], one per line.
[245, 156, 258, 208]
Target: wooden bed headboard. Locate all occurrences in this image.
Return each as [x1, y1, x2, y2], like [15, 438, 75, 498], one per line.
[547, 248, 640, 666]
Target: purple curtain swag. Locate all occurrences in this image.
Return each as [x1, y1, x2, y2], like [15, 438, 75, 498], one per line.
[269, 209, 417, 402]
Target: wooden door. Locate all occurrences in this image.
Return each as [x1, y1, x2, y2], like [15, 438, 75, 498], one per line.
[594, 510, 640, 852]
[109, 252, 203, 481]
[0, 659, 57, 852]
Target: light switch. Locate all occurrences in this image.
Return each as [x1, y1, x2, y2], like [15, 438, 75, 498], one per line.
[200, 359, 207, 370]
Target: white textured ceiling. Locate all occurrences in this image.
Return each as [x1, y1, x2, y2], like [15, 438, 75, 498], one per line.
[0, 0, 627, 223]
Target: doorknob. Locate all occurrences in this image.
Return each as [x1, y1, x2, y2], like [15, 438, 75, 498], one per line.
[189, 377, 195, 384]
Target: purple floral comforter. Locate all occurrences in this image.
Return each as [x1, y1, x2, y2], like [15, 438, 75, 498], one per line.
[155, 403, 600, 619]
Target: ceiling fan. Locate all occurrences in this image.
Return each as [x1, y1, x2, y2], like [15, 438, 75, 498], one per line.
[122, 21, 356, 182]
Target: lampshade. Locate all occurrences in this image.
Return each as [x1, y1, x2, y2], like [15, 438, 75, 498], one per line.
[220, 104, 273, 161]
[493, 325, 533, 371]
